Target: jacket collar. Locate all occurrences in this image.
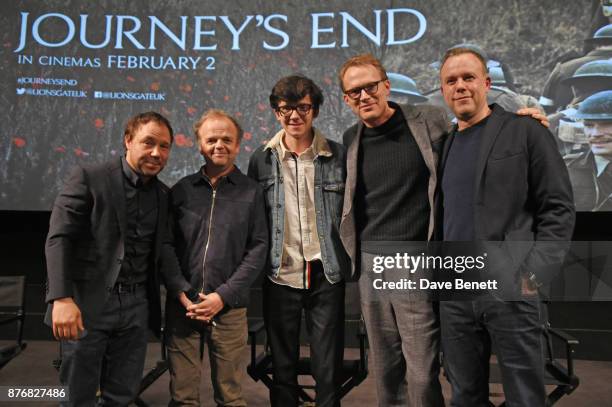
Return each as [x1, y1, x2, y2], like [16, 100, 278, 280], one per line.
[191, 165, 242, 186]
[264, 127, 333, 158]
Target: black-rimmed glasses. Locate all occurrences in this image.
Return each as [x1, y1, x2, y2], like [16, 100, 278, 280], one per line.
[344, 78, 387, 100]
[276, 103, 312, 116]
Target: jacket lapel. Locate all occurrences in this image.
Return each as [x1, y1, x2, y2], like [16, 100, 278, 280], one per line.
[401, 104, 439, 239]
[154, 182, 167, 262]
[404, 109, 435, 175]
[474, 105, 506, 199]
[343, 122, 363, 218]
[339, 122, 362, 279]
[107, 159, 127, 239]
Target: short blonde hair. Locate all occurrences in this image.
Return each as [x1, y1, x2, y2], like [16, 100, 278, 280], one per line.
[338, 54, 388, 91]
[440, 47, 488, 75]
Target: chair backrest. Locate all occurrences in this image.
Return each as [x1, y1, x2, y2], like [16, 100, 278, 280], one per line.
[0, 276, 25, 311]
[0, 275, 27, 369]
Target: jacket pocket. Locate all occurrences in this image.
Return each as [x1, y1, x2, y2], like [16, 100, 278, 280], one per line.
[323, 182, 345, 192]
[258, 177, 276, 209]
[322, 182, 345, 225]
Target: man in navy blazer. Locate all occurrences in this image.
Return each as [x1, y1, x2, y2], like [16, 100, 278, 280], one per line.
[436, 48, 575, 406]
[45, 111, 173, 406]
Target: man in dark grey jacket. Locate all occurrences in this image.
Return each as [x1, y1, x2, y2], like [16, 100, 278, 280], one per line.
[436, 47, 574, 407]
[161, 109, 268, 406]
[45, 111, 173, 406]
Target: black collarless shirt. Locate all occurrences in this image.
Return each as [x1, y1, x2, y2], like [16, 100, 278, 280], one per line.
[117, 156, 158, 284]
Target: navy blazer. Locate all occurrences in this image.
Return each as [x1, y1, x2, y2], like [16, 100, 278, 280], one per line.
[45, 157, 168, 336]
[434, 104, 575, 286]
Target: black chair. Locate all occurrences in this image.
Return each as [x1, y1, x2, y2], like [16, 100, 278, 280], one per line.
[135, 286, 169, 407]
[0, 276, 28, 369]
[134, 328, 169, 407]
[488, 309, 580, 406]
[541, 322, 580, 405]
[247, 283, 368, 404]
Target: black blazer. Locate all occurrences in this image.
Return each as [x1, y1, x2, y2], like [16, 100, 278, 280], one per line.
[44, 158, 168, 335]
[434, 104, 575, 286]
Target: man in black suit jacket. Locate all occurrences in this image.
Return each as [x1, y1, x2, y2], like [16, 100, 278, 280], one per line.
[436, 48, 575, 406]
[45, 111, 173, 406]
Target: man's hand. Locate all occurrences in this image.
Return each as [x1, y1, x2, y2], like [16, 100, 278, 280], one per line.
[521, 275, 539, 297]
[517, 107, 549, 128]
[178, 291, 193, 309]
[51, 297, 84, 340]
[186, 292, 224, 323]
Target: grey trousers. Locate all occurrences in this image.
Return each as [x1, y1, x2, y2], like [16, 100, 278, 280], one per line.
[165, 301, 248, 407]
[359, 251, 444, 407]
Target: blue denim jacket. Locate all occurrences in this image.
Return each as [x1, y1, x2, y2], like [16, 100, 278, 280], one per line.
[247, 129, 349, 284]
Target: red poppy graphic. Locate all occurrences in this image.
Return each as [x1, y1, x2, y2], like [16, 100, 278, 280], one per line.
[174, 133, 194, 148]
[13, 137, 26, 147]
[94, 118, 104, 129]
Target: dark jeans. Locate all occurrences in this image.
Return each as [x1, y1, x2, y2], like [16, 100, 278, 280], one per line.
[263, 263, 345, 407]
[59, 285, 149, 407]
[440, 298, 545, 407]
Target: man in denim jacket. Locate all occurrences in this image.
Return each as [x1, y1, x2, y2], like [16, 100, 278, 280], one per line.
[248, 75, 349, 407]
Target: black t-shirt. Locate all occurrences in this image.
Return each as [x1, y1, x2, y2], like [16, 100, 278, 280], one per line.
[442, 116, 489, 241]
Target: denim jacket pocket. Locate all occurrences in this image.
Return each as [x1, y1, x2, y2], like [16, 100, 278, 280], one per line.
[258, 177, 275, 208]
[322, 182, 345, 193]
[322, 182, 345, 226]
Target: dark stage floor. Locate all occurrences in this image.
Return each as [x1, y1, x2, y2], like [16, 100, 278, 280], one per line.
[1, 341, 611, 406]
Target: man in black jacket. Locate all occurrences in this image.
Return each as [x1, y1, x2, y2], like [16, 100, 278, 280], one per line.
[45, 111, 173, 406]
[161, 109, 268, 406]
[437, 47, 575, 406]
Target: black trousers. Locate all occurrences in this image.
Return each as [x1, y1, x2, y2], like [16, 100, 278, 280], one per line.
[59, 285, 149, 407]
[440, 298, 545, 407]
[263, 263, 345, 407]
